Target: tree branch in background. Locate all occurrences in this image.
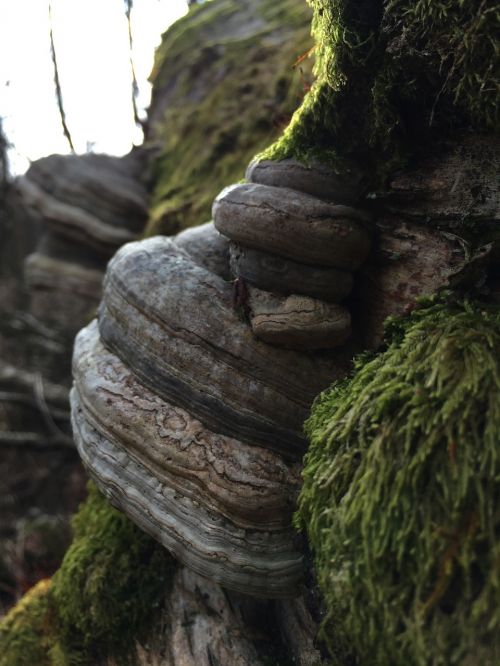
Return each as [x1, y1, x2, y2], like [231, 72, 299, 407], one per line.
[124, 0, 141, 129]
[48, 1, 75, 154]
[0, 118, 9, 192]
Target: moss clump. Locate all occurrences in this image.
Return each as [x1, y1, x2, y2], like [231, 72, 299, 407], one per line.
[0, 483, 176, 665]
[52, 482, 175, 664]
[0, 579, 56, 666]
[299, 299, 500, 665]
[145, 0, 313, 236]
[261, 0, 499, 184]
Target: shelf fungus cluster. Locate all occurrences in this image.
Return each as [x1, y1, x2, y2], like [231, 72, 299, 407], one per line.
[71, 159, 373, 598]
[213, 158, 372, 350]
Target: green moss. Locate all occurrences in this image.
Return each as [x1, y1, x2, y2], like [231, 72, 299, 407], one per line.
[145, 0, 313, 236]
[261, 0, 499, 185]
[0, 580, 56, 666]
[299, 299, 500, 665]
[0, 483, 176, 665]
[52, 483, 175, 664]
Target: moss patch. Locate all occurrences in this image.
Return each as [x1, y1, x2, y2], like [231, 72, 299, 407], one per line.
[299, 299, 500, 665]
[145, 0, 313, 236]
[0, 580, 56, 666]
[0, 483, 176, 665]
[261, 0, 499, 185]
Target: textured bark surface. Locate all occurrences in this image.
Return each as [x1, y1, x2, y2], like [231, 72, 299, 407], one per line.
[352, 136, 498, 348]
[385, 135, 500, 222]
[354, 219, 468, 347]
[107, 567, 321, 666]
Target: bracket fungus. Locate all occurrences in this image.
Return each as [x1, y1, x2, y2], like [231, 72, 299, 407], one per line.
[17, 153, 148, 255]
[17, 152, 148, 336]
[70, 162, 372, 596]
[213, 159, 373, 350]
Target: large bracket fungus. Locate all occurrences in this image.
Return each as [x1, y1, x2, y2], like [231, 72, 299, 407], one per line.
[70, 138, 488, 601]
[2, 0, 497, 661]
[70, 160, 373, 598]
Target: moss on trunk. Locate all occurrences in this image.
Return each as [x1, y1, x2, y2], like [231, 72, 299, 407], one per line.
[261, 0, 499, 185]
[298, 297, 500, 665]
[145, 0, 313, 235]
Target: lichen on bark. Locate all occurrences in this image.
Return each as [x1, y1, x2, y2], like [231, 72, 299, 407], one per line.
[298, 298, 500, 665]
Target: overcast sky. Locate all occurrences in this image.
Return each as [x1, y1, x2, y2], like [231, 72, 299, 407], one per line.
[0, 0, 188, 174]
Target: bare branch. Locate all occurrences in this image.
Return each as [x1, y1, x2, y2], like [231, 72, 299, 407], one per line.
[124, 0, 142, 129]
[48, 1, 75, 153]
[0, 118, 8, 190]
[33, 372, 73, 445]
[0, 431, 73, 448]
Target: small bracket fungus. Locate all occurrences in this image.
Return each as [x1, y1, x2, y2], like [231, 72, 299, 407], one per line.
[213, 158, 373, 350]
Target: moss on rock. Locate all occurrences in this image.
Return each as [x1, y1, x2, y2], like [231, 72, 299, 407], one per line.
[0, 483, 176, 665]
[261, 0, 499, 184]
[298, 298, 500, 665]
[145, 0, 313, 236]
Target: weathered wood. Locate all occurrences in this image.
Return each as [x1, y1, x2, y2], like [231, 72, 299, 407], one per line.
[107, 568, 285, 666]
[276, 596, 323, 666]
[106, 567, 324, 665]
[354, 219, 468, 348]
[385, 135, 500, 222]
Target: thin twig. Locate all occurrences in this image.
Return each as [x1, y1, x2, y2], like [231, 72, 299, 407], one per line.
[0, 391, 70, 420]
[48, 1, 75, 153]
[33, 372, 73, 446]
[124, 0, 142, 128]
